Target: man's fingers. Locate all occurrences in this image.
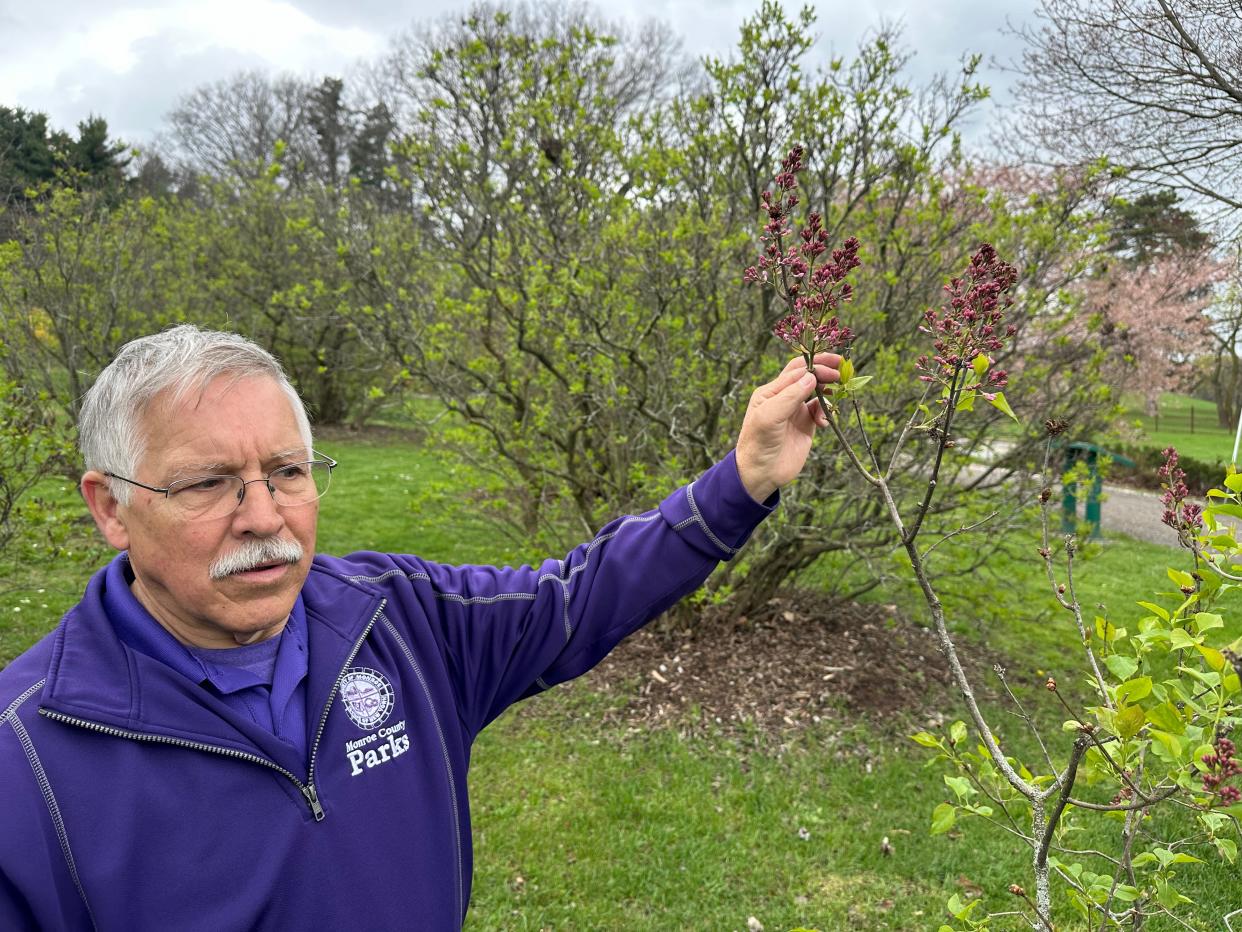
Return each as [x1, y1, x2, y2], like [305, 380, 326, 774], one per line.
[810, 351, 843, 370]
[766, 370, 818, 418]
[811, 363, 840, 384]
[768, 355, 842, 397]
[765, 361, 813, 398]
[806, 397, 829, 426]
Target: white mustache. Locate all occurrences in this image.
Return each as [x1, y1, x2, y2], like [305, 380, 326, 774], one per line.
[209, 537, 304, 580]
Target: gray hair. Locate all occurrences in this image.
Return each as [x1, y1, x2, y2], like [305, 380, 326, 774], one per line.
[79, 325, 313, 504]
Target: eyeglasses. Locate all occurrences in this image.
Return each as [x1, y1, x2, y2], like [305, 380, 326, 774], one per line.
[106, 453, 337, 522]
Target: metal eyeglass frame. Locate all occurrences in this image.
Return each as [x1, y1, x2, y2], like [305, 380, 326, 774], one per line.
[104, 453, 338, 517]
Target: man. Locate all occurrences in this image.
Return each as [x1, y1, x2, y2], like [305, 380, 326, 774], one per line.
[0, 325, 840, 930]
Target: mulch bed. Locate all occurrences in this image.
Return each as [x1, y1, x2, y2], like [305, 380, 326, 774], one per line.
[571, 591, 1002, 741]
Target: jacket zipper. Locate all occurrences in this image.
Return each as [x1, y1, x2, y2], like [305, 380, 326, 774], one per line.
[381, 616, 464, 921]
[40, 599, 387, 824]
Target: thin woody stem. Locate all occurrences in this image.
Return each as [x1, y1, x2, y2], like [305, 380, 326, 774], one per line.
[904, 366, 963, 546]
[805, 352, 880, 486]
[997, 665, 1058, 775]
[1038, 735, 1090, 871]
[824, 408, 880, 486]
[873, 470, 1039, 801]
[850, 397, 883, 476]
[885, 381, 936, 481]
[1038, 440, 1113, 710]
[920, 511, 1000, 564]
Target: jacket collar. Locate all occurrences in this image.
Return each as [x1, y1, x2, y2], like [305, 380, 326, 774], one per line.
[39, 556, 385, 766]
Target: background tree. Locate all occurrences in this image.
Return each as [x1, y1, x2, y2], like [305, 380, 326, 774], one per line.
[1106, 190, 1210, 263]
[165, 71, 321, 183]
[1013, 0, 1242, 215]
[1206, 247, 1242, 433]
[0, 108, 130, 226]
[189, 159, 397, 424]
[0, 107, 59, 210]
[1079, 251, 1222, 416]
[0, 187, 189, 418]
[355, 1, 1118, 620]
[1069, 190, 1226, 418]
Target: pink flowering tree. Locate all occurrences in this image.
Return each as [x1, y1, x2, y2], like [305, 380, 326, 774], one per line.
[748, 148, 1242, 931]
[1079, 253, 1224, 416]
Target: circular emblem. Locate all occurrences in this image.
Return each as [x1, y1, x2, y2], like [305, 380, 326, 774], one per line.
[339, 667, 395, 731]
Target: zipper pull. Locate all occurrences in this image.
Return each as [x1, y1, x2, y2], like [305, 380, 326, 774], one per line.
[302, 783, 326, 821]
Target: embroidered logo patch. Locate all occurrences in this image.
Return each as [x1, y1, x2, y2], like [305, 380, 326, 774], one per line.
[339, 667, 395, 730]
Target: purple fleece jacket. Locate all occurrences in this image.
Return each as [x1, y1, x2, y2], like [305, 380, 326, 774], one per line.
[0, 452, 773, 931]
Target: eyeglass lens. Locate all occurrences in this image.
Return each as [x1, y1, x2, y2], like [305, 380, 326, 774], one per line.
[165, 461, 333, 520]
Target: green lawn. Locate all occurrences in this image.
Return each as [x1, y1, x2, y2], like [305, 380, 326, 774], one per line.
[2, 434, 1239, 930]
[1121, 391, 1236, 465]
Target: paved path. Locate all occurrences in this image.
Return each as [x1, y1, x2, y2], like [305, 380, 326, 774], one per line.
[973, 441, 1225, 549]
[1074, 483, 1241, 548]
[1097, 483, 1181, 547]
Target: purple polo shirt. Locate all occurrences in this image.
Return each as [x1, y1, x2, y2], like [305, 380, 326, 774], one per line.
[102, 553, 309, 764]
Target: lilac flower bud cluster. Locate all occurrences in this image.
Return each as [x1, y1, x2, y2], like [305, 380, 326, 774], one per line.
[915, 244, 1018, 400]
[1201, 736, 1241, 805]
[1158, 446, 1204, 538]
[743, 145, 860, 356]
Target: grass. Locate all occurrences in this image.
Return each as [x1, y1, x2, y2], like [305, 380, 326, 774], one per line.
[1120, 391, 1236, 465]
[2, 433, 1240, 930]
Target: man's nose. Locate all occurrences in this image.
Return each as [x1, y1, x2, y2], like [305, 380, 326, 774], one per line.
[231, 478, 285, 535]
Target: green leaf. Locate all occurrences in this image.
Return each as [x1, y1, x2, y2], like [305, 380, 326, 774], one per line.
[955, 391, 976, 412]
[1170, 628, 1199, 651]
[971, 353, 989, 378]
[950, 720, 968, 746]
[1155, 877, 1193, 909]
[1149, 729, 1182, 759]
[1193, 612, 1224, 633]
[946, 891, 979, 920]
[1166, 852, 1204, 865]
[1094, 615, 1122, 643]
[911, 731, 942, 749]
[1225, 473, 1242, 492]
[987, 391, 1018, 422]
[1147, 701, 1184, 734]
[944, 775, 973, 800]
[1197, 645, 1227, 672]
[931, 803, 956, 835]
[1115, 705, 1145, 740]
[1115, 676, 1152, 705]
[842, 375, 872, 392]
[1105, 654, 1139, 681]
[838, 358, 855, 383]
[1167, 567, 1196, 589]
[1216, 837, 1238, 863]
[1111, 884, 1141, 902]
[1179, 665, 1221, 688]
[1136, 600, 1170, 622]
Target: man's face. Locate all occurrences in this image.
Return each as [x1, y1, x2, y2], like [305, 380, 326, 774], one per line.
[88, 375, 319, 648]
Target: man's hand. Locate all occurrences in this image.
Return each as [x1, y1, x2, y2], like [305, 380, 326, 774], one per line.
[736, 353, 842, 502]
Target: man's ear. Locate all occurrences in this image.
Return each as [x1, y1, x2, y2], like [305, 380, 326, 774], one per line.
[81, 471, 130, 551]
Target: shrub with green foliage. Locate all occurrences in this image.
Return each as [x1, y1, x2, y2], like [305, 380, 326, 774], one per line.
[362, 1, 1117, 617]
[0, 374, 83, 563]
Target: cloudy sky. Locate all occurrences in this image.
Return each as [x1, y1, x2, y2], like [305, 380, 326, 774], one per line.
[0, 0, 1039, 147]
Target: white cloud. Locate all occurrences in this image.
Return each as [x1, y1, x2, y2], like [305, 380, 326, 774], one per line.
[0, 0, 1036, 145]
[0, 0, 383, 136]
